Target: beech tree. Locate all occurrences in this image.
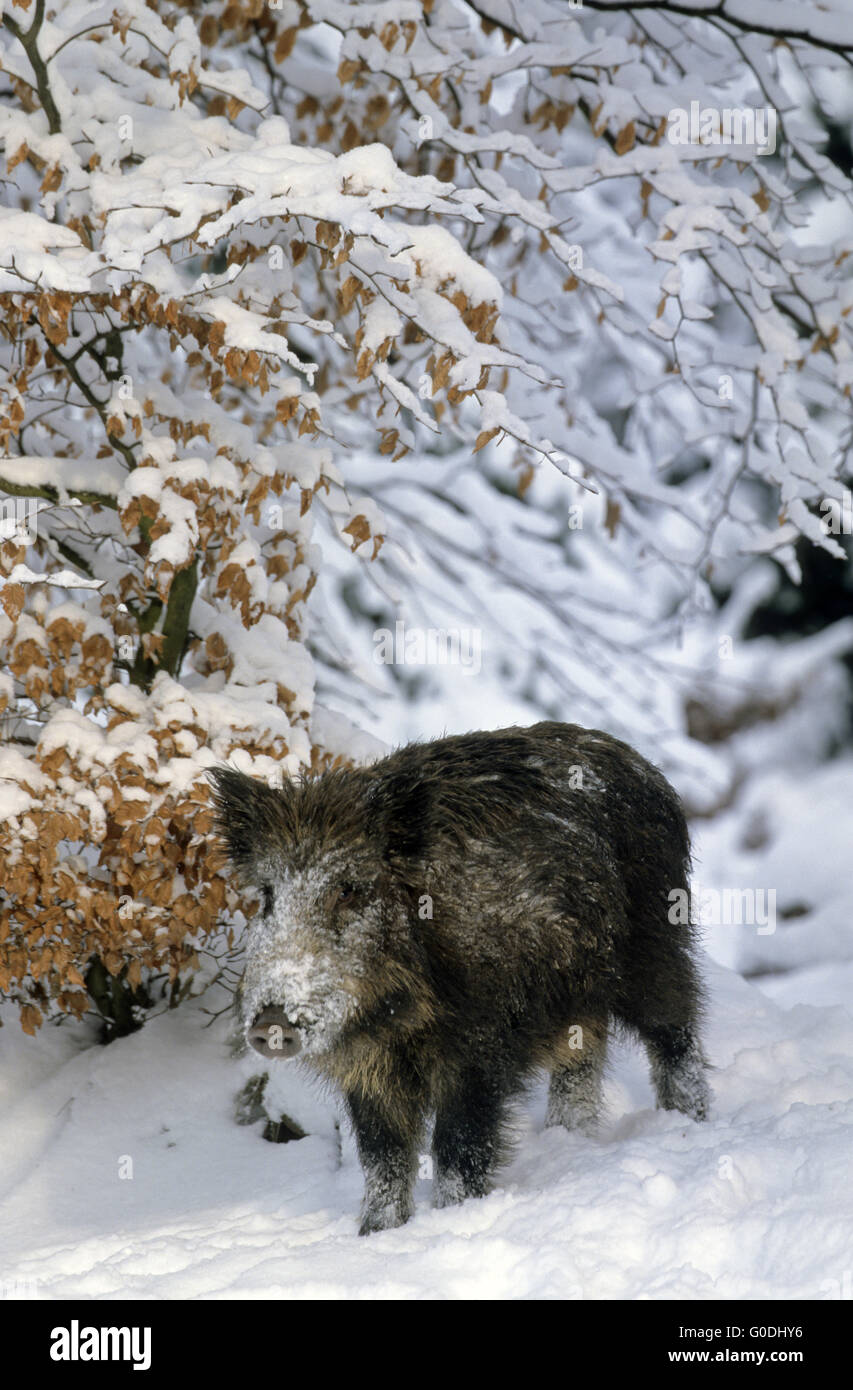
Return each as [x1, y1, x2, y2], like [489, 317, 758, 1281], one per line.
[1, 0, 851, 1032]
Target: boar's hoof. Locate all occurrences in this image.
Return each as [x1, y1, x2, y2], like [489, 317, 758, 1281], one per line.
[358, 1202, 412, 1236]
[248, 1006, 302, 1060]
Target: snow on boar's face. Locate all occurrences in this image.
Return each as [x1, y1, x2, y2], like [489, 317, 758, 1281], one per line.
[209, 766, 431, 1063]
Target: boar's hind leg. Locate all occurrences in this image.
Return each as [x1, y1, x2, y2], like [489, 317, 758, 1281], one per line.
[545, 1018, 607, 1135]
[619, 914, 711, 1122]
[347, 1086, 423, 1236]
[628, 954, 710, 1122]
[432, 1069, 508, 1209]
[643, 1022, 710, 1123]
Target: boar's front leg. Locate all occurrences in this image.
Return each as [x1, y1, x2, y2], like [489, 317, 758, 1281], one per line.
[346, 1084, 423, 1236]
[432, 1067, 507, 1209]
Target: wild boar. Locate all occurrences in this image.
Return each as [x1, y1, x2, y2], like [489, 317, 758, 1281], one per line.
[210, 721, 710, 1235]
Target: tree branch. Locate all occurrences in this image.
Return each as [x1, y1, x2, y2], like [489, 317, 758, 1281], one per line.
[2, 0, 62, 134]
[0, 474, 118, 510]
[571, 0, 853, 62]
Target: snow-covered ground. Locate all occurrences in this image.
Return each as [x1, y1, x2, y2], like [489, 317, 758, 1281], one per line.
[2, 945, 850, 1300]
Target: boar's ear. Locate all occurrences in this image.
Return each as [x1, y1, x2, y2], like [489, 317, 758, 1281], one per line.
[374, 770, 433, 863]
[207, 767, 289, 877]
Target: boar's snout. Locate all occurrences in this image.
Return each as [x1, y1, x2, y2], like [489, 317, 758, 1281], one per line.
[248, 1006, 303, 1060]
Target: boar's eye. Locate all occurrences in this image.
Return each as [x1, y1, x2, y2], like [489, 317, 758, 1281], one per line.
[335, 882, 360, 910]
[260, 883, 274, 917]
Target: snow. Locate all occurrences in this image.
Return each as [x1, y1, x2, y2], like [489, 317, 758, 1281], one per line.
[0, 747, 49, 821]
[0, 955, 850, 1299]
[0, 456, 126, 500]
[4, 565, 104, 591]
[0, 211, 98, 293]
[402, 224, 503, 308]
[694, 754, 853, 991]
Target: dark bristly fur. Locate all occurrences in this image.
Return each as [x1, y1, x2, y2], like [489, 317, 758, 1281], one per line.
[209, 721, 711, 1235]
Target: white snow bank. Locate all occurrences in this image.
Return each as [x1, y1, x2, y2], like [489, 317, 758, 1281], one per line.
[0, 956, 850, 1299]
